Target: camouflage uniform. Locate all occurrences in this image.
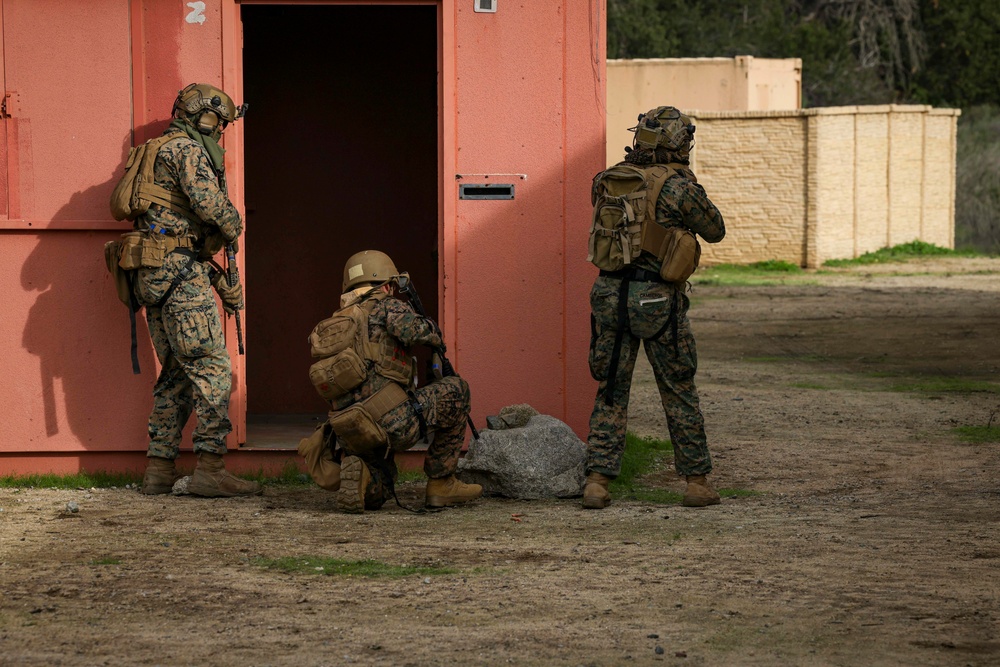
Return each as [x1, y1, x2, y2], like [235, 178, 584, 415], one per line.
[329, 294, 472, 509]
[134, 131, 242, 459]
[586, 164, 725, 478]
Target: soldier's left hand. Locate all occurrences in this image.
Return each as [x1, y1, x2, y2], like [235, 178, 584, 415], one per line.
[211, 271, 243, 314]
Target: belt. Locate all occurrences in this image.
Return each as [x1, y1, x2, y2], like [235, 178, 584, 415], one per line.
[599, 267, 666, 283]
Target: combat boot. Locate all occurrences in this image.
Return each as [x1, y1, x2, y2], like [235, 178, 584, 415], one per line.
[141, 456, 183, 495]
[187, 452, 263, 498]
[425, 475, 482, 508]
[582, 472, 612, 509]
[682, 474, 721, 507]
[337, 456, 372, 514]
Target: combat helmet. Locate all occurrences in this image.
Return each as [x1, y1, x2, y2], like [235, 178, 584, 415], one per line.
[342, 250, 399, 292]
[630, 106, 695, 153]
[173, 83, 247, 140]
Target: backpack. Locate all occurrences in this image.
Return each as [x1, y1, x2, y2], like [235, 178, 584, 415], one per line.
[307, 295, 413, 401]
[109, 131, 195, 221]
[588, 162, 701, 283]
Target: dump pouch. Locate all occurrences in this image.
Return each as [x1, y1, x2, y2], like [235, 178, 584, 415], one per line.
[327, 405, 388, 455]
[104, 238, 134, 308]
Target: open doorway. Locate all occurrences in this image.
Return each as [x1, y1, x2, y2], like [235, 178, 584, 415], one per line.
[241, 4, 439, 448]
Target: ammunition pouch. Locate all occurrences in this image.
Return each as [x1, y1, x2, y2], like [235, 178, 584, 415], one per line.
[328, 383, 409, 455]
[297, 423, 341, 491]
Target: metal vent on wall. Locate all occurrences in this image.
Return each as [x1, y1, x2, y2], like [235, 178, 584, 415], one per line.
[459, 183, 514, 200]
[474, 0, 496, 13]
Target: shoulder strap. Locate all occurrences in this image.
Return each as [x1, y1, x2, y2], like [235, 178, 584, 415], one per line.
[638, 164, 680, 256]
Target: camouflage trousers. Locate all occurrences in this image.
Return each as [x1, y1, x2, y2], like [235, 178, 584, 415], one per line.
[586, 275, 712, 478]
[348, 376, 471, 509]
[138, 256, 232, 459]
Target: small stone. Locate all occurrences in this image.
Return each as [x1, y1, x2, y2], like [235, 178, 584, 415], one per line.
[422, 578, 431, 584]
[65, 502, 79, 513]
[172, 476, 192, 495]
[654, 646, 664, 655]
[647, 634, 659, 639]
[675, 651, 687, 658]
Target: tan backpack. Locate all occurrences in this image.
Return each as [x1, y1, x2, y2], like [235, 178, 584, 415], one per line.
[109, 131, 195, 222]
[307, 295, 413, 401]
[588, 162, 701, 283]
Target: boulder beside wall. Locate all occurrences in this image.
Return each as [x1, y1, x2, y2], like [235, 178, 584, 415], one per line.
[457, 414, 586, 499]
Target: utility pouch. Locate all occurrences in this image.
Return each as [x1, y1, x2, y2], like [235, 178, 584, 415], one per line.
[104, 238, 134, 308]
[118, 231, 145, 271]
[309, 349, 366, 400]
[656, 227, 701, 284]
[140, 235, 166, 268]
[309, 309, 361, 358]
[327, 404, 388, 455]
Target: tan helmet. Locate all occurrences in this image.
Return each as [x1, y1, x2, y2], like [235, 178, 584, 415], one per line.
[173, 83, 247, 139]
[342, 250, 399, 292]
[630, 106, 695, 153]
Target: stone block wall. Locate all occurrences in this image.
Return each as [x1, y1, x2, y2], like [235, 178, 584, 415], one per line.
[688, 106, 959, 268]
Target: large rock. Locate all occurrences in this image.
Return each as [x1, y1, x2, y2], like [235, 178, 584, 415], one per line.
[457, 414, 586, 499]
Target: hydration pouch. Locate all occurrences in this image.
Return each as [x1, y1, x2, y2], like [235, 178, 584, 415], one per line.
[309, 349, 367, 400]
[655, 226, 701, 284]
[327, 404, 388, 455]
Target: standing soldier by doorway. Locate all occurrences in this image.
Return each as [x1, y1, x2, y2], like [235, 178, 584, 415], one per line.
[583, 106, 726, 509]
[112, 83, 259, 497]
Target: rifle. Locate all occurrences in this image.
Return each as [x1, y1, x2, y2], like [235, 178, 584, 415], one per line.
[395, 272, 480, 440]
[225, 242, 245, 355]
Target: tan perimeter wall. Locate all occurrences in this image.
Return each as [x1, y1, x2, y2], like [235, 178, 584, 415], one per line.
[688, 105, 959, 268]
[607, 56, 801, 165]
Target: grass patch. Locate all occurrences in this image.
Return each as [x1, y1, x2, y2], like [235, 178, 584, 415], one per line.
[238, 461, 313, 487]
[886, 378, 1000, 394]
[610, 433, 760, 503]
[397, 468, 428, 484]
[252, 556, 455, 578]
[612, 433, 684, 502]
[822, 241, 978, 267]
[954, 425, 1000, 443]
[90, 557, 121, 566]
[0, 471, 140, 489]
[693, 260, 814, 286]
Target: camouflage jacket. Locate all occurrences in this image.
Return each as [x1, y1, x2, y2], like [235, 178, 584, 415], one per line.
[133, 133, 242, 307]
[328, 293, 443, 412]
[141, 132, 242, 242]
[633, 164, 726, 274]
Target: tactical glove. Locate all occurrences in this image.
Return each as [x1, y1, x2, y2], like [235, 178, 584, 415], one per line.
[217, 218, 241, 245]
[211, 270, 243, 314]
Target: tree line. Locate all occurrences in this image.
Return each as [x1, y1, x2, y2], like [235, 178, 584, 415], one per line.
[608, 0, 1000, 251]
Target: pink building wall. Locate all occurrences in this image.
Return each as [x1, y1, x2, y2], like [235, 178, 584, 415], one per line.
[0, 0, 605, 474]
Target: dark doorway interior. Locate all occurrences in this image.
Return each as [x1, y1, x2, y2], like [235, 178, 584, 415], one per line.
[241, 4, 438, 447]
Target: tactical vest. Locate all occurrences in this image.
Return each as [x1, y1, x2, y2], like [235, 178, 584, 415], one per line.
[308, 292, 415, 402]
[588, 162, 701, 283]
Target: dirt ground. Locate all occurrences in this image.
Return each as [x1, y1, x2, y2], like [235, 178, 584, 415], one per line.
[2, 257, 999, 667]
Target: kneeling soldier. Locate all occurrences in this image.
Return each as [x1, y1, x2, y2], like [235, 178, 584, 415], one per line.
[299, 250, 482, 512]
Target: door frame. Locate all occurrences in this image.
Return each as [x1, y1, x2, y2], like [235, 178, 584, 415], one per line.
[221, 0, 454, 446]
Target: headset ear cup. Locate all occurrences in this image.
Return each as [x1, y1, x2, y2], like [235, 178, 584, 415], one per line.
[196, 110, 220, 135]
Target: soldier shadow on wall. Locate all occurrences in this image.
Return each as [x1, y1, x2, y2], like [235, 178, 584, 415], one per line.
[20, 121, 171, 449]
